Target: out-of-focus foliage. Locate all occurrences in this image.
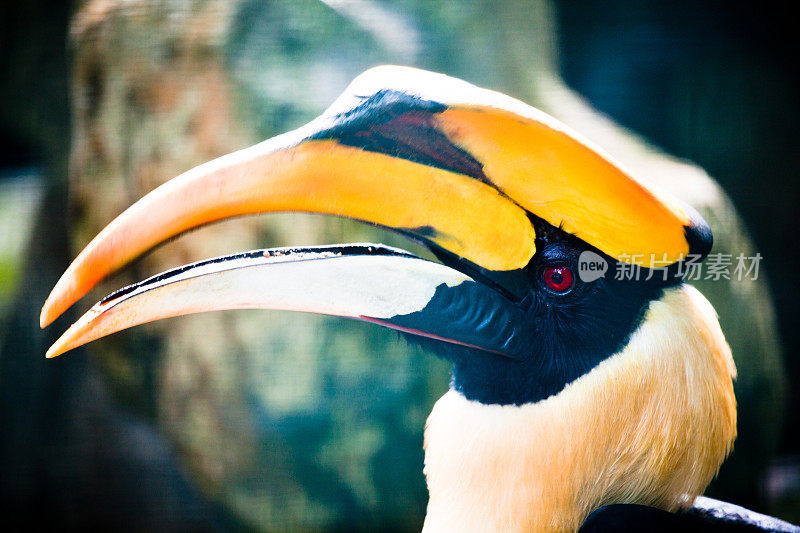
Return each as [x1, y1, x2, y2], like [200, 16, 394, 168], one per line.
[0, 171, 43, 311]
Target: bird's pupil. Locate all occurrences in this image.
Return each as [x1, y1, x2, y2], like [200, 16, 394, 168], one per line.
[543, 266, 573, 293]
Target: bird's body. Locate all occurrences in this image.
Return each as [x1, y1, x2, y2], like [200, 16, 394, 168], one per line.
[39, 66, 797, 532]
[423, 285, 735, 532]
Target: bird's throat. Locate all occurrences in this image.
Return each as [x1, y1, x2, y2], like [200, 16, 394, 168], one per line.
[421, 284, 736, 533]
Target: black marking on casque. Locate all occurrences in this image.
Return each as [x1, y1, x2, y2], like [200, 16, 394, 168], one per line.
[399, 216, 681, 406]
[677, 201, 713, 260]
[98, 244, 417, 305]
[684, 223, 713, 259]
[402, 224, 442, 240]
[311, 89, 493, 186]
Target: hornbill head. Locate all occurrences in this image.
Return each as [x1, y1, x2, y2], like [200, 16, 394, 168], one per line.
[41, 66, 736, 530]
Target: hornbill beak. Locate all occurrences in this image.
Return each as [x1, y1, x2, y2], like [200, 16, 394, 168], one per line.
[41, 65, 710, 359]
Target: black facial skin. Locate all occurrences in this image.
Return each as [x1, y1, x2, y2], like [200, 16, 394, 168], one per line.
[406, 217, 681, 406]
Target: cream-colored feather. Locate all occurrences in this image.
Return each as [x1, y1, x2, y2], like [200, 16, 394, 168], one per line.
[422, 284, 736, 532]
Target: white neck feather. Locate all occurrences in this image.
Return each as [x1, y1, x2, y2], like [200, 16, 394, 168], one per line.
[422, 284, 736, 533]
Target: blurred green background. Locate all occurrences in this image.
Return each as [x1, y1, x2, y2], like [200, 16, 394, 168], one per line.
[1, 1, 798, 530]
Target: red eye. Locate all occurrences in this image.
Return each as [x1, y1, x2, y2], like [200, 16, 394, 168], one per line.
[543, 266, 574, 293]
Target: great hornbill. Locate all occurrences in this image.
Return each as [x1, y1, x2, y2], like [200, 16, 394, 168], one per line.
[40, 66, 798, 532]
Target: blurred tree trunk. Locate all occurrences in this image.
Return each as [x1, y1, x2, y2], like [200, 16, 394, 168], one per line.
[66, 1, 444, 530]
[1, 1, 216, 530]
